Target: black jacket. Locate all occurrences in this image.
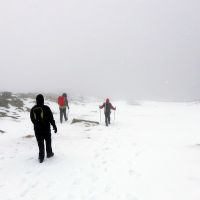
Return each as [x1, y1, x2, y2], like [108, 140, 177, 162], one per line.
[30, 95, 56, 133]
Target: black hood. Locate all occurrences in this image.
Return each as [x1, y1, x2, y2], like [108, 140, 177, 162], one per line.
[62, 93, 67, 97]
[36, 94, 44, 106]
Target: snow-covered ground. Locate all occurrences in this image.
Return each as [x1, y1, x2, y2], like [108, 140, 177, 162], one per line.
[0, 98, 200, 200]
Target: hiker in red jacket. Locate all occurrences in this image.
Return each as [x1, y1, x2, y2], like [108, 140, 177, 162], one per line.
[99, 98, 116, 126]
[57, 93, 69, 123]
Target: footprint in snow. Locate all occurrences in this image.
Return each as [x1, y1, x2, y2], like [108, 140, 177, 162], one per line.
[104, 185, 111, 193]
[135, 150, 143, 157]
[31, 182, 38, 188]
[21, 177, 27, 183]
[129, 169, 135, 175]
[9, 156, 14, 159]
[20, 188, 29, 198]
[126, 194, 138, 200]
[104, 168, 108, 173]
[103, 147, 109, 151]
[188, 177, 200, 182]
[102, 160, 107, 165]
[72, 178, 81, 186]
[94, 153, 100, 159]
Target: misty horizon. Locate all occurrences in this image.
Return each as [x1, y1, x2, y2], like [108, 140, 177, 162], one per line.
[1, 0, 200, 101]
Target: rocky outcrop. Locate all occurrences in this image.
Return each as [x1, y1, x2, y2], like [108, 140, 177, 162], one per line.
[71, 118, 99, 126]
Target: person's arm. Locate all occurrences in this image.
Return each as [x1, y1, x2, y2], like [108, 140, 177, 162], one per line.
[66, 99, 69, 109]
[30, 108, 35, 124]
[99, 103, 105, 109]
[47, 107, 57, 133]
[110, 103, 116, 110]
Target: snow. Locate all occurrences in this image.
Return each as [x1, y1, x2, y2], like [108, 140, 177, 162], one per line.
[0, 99, 200, 200]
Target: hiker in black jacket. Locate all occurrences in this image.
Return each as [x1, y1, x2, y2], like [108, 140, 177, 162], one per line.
[30, 94, 57, 163]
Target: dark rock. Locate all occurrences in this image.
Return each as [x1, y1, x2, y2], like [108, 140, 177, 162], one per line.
[1, 92, 12, 98]
[71, 118, 99, 125]
[0, 130, 5, 134]
[9, 98, 24, 110]
[0, 92, 24, 109]
[0, 112, 7, 117]
[23, 135, 35, 138]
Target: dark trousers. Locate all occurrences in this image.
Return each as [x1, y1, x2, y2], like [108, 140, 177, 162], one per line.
[35, 132, 53, 159]
[60, 108, 68, 123]
[105, 113, 111, 126]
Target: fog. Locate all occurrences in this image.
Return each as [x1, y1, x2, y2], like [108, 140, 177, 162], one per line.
[0, 0, 200, 101]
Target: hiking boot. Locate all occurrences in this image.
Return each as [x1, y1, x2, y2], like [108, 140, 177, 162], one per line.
[39, 158, 44, 163]
[47, 152, 54, 158]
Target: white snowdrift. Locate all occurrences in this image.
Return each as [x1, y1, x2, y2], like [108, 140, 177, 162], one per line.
[0, 99, 200, 200]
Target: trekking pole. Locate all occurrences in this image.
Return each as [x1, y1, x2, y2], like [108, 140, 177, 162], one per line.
[114, 110, 116, 121]
[67, 108, 69, 119]
[99, 108, 101, 124]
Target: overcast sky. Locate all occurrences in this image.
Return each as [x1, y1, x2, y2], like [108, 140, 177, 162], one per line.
[0, 0, 200, 100]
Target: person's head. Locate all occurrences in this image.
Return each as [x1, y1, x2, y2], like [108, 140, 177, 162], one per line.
[62, 93, 67, 97]
[106, 98, 110, 103]
[36, 94, 44, 106]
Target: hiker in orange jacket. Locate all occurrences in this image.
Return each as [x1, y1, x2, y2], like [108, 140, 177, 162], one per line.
[57, 93, 69, 123]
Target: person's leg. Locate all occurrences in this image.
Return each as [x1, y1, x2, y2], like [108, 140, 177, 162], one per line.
[105, 114, 108, 126]
[108, 114, 111, 124]
[60, 108, 63, 123]
[35, 133, 45, 162]
[63, 108, 68, 121]
[45, 133, 54, 158]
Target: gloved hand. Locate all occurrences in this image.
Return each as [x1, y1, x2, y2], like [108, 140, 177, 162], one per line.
[53, 125, 57, 133]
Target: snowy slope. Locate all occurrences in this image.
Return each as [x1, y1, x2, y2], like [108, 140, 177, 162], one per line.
[0, 98, 200, 200]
